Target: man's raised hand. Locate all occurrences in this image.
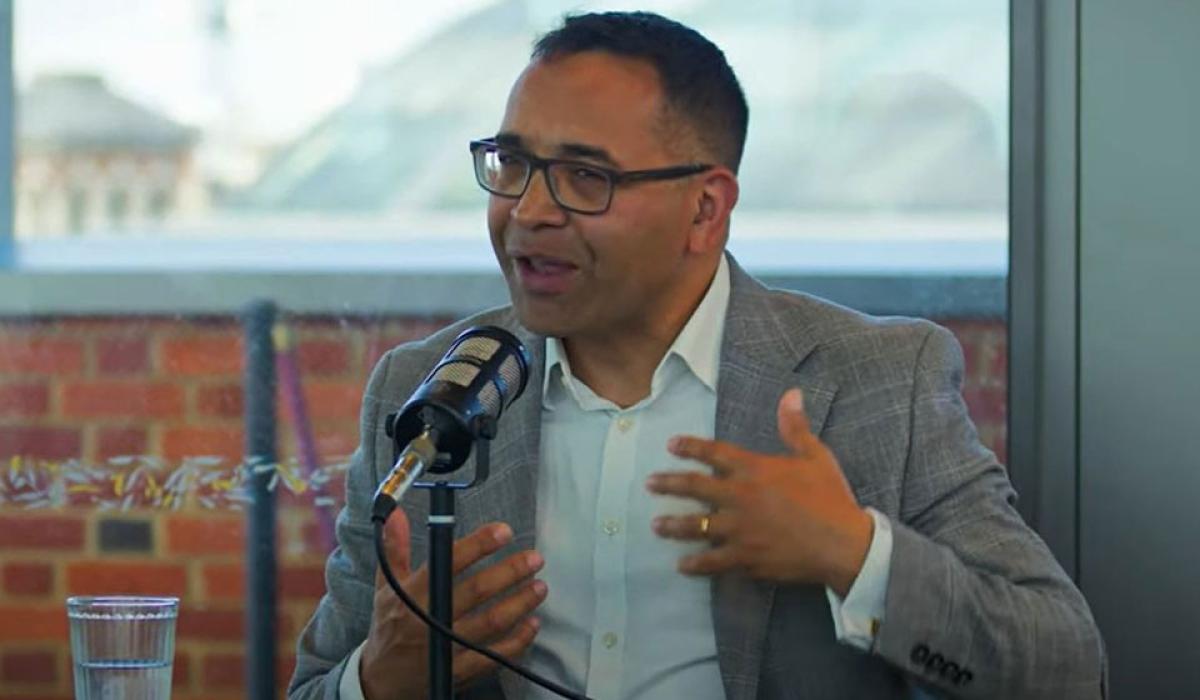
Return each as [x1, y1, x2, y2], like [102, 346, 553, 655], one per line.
[647, 388, 873, 596]
[360, 512, 547, 700]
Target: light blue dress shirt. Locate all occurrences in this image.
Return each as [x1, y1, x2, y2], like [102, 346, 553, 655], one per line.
[341, 256, 894, 699]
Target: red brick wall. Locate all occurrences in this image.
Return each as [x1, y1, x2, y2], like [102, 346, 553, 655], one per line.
[0, 314, 1005, 699]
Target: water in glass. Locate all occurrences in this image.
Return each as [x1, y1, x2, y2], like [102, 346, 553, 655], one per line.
[67, 596, 178, 700]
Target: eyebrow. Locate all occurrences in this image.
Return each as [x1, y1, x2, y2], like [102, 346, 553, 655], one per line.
[558, 143, 618, 167]
[493, 132, 619, 167]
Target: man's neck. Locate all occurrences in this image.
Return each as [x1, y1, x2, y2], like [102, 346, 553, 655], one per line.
[560, 258, 721, 409]
[561, 331, 673, 409]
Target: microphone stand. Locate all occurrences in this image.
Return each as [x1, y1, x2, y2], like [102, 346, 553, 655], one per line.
[376, 407, 588, 700]
[424, 481, 457, 700]
[404, 416, 496, 700]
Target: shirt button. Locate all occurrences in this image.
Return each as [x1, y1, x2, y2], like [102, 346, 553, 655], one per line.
[616, 417, 633, 433]
[602, 519, 620, 536]
[602, 632, 618, 649]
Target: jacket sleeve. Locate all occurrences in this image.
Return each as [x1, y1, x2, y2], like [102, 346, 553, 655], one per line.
[872, 325, 1107, 699]
[287, 348, 401, 700]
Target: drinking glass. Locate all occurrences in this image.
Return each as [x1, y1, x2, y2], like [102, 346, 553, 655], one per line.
[67, 596, 179, 700]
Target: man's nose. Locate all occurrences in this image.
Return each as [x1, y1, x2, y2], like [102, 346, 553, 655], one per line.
[511, 168, 568, 227]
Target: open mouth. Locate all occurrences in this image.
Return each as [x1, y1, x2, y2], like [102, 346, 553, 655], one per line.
[517, 255, 576, 274]
[513, 255, 579, 294]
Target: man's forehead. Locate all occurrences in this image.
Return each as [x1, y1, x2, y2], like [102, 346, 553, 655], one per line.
[516, 51, 662, 91]
[497, 52, 670, 162]
[494, 131, 619, 166]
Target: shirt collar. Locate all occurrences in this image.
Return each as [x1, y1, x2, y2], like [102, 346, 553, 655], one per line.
[542, 254, 730, 407]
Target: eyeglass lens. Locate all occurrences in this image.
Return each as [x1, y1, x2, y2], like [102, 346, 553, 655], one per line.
[475, 146, 611, 213]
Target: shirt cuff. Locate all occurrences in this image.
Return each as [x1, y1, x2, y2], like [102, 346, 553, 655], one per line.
[338, 641, 369, 700]
[825, 507, 893, 651]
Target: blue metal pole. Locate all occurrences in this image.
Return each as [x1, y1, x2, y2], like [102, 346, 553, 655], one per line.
[242, 299, 278, 700]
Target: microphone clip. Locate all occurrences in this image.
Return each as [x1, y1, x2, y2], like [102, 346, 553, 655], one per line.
[384, 410, 497, 491]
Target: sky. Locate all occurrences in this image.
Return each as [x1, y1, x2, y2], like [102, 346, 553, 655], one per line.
[14, 0, 706, 144]
[15, 0, 1006, 151]
[15, 0, 498, 142]
[14, 0, 1008, 224]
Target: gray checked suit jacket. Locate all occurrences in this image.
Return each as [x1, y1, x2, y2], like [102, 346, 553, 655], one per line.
[289, 257, 1106, 700]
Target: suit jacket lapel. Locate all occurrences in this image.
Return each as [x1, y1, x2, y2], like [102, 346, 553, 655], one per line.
[712, 255, 837, 700]
[459, 314, 544, 552]
[469, 317, 543, 700]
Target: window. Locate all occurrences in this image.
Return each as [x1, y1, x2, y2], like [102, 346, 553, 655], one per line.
[105, 188, 128, 228]
[11, 0, 1006, 277]
[0, 3, 1009, 699]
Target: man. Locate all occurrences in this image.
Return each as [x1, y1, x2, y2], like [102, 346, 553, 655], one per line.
[290, 11, 1105, 700]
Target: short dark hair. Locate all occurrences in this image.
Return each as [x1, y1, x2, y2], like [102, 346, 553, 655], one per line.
[532, 11, 749, 173]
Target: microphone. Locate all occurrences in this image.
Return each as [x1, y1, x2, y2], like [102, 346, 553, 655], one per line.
[371, 326, 531, 520]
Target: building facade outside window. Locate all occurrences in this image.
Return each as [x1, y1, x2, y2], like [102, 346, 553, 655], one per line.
[0, 2, 1009, 697]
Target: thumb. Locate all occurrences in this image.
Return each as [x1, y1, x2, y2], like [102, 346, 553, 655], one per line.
[380, 508, 413, 580]
[777, 388, 816, 455]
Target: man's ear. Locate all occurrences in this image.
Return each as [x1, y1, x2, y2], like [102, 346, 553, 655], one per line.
[687, 168, 739, 254]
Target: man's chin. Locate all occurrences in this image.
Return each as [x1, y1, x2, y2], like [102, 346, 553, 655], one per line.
[511, 297, 578, 338]
[514, 313, 573, 339]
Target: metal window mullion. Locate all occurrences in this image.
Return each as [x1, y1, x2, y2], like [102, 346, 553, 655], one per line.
[1007, 0, 1081, 578]
[1, 0, 13, 267]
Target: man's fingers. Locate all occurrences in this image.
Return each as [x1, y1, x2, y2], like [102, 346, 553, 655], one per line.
[451, 522, 516, 576]
[677, 545, 740, 576]
[667, 435, 756, 476]
[776, 388, 818, 456]
[374, 509, 414, 592]
[452, 551, 545, 619]
[450, 576, 547, 685]
[452, 617, 541, 685]
[652, 512, 726, 542]
[645, 471, 737, 507]
[375, 520, 513, 600]
[455, 576, 548, 640]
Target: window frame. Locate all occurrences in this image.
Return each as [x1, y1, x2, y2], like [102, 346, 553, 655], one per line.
[0, 0, 1012, 320]
[1006, 0, 1081, 574]
[1, 0, 12, 269]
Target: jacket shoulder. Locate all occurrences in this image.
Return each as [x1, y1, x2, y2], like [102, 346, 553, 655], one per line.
[392, 305, 519, 358]
[759, 287, 957, 383]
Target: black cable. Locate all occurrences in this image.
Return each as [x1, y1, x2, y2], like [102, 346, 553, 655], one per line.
[372, 518, 592, 700]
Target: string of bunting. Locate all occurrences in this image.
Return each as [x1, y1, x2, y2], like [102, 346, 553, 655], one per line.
[0, 454, 350, 511]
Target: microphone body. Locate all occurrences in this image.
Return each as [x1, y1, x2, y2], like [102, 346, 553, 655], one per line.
[371, 326, 531, 520]
[371, 428, 439, 520]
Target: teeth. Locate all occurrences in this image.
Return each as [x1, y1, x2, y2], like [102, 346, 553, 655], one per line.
[528, 257, 568, 273]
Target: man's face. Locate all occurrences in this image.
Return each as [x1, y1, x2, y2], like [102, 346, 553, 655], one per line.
[487, 52, 704, 340]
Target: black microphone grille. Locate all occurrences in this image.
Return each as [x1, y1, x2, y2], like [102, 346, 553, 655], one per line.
[429, 326, 529, 419]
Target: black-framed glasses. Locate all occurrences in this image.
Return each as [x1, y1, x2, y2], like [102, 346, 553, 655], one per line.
[469, 138, 713, 215]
